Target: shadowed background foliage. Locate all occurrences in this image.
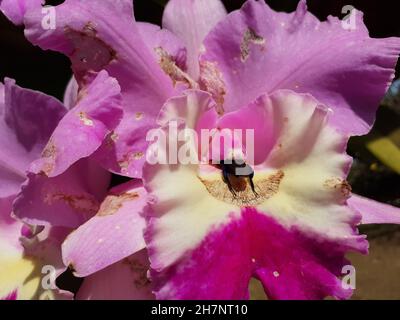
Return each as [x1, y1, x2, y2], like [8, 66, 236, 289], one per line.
[0, 0, 399, 299]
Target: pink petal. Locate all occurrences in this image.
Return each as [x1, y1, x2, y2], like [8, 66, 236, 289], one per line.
[0, 209, 72, 299]
[93, 116, 150, 178]
[63, 76, 79, 109]
[0, 78, 66, 198]
[0, 0, 42, 25]
[201, 0, 400, 135]
[163, 0, 227, 79]
[21, 226, 71, 278]
[13, 159, 110, 228]
[30, 70, 122, 177]
[144, 90, 368, 300]
[0, 196, 23, 255]
[138, 22, 187, 71]
[254, 91, 364, 249]
[93, 23, 190, 179]
[17, 226, 74, 299]
[1, 290, 17, 300]
[247, 208, 360, 300]
[62, 180, 147, 277]
[24, 0, 176, 178]
[157, 90, 217, 129]
[156, 90, 222, 165]
[348, 194, 400, 225]
[217, 101, 275, 165]
[149, 209, 361, 300]
[76, 250, 154, 300]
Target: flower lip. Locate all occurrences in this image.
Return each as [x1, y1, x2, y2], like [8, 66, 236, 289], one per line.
[197, 163, 284, 207]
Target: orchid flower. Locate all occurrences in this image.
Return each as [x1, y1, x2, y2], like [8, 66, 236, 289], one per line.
[0, 0, 399, 300]
[0, 78, 71, 299]
[143, 89, 398, 299]
[0, 75, 154, 299]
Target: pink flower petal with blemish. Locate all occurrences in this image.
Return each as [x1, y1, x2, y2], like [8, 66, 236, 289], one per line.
[144, 89, 367, 299]
[0, 0, 398, 301]
[348, 194, 400, 225]
[0, 78, 73, 299]
[13, 159, 110, 228]
[163, 0, 227, 79]
[62, 180, 147, 277]
[138, 22, 187, 72]
[30, 70, 122, 177]
[24, 0, 178, 178]
[200, 0, 400, 134]
[0, 78, 66, 198]
[150, 209, 356, 300]
[76, 250, 154, 300]
[93, 22, 191, 178]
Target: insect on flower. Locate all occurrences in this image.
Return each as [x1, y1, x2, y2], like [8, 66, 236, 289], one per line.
[0, 0, 400, 301]
[214, 159, 258, 197]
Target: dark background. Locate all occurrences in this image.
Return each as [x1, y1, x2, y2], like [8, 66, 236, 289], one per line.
[1, 0, 400, 299]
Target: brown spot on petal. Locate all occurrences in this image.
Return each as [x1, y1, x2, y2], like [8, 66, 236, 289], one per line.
[44, 193, 99, 217]
[134, 273, 151, 289]
[118, 151, 144, 172]
[68, 263, 77, 274]
[78, 111, 94, 126]
[240, 28, 266, 62]
[42, 140, 56, 159]
[96, 192, 139, 217]
[135, 112, 144, 120]
[199, 61, 226, 114]
[118, 157, 130, 173]
[39, 163, 55, 177]
[104, 131, 119, 149]
[133, 152, 144, 160]
[65, 22, 117, 80]
[199, 170, 284, 206]
[324, 178, 352, 199]
[123, 256, 151, 289]
[155, 47, 197, 88]
[110, 132, 119, 141]
[40, 139, 57, 175]
[83, 21, 97, 35]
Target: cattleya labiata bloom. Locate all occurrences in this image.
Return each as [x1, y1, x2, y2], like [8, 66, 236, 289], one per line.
[0, 0, 399, 300]
[145, 89, 368, 299]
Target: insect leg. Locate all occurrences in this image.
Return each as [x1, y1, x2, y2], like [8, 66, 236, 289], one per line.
[223, 170, 237, 197]
[248, 174, 258, 197]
